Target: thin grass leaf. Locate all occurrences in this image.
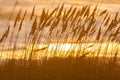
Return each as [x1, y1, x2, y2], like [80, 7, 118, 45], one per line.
[57, 4, 64, 18]
[0, 26, 10, 43]
[30, 16, 37, 36]
[84, 5, 90, 17]
[66, 6, 73, 18]
[13, 9, 21, 27]
[30, 5, 35, 20]
[19, 10, 27, 32]
[99, 9, 107, 16]
[96, 26, 101, 41]
[104, 15, 110, 25]
[80, 5, 87, 16]
[47, 6, 59, 19]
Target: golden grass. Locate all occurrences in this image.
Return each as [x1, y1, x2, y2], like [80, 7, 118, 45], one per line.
[0, 4, 120, 80]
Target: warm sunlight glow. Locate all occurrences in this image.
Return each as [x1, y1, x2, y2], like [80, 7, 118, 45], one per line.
[61, 44, 72, 51]
[0, 42, 120, 59]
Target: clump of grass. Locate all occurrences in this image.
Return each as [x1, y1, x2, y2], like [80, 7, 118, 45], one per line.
[0, 4, 119, 58]
[0, 4, 120, 80]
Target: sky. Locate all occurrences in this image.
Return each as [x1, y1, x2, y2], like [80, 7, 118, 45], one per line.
[0, 0, 120, 20]
[0, 0, 119, 43]
[0, 0, 119, 53]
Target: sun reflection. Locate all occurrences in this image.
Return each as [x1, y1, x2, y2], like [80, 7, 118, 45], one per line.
[62, 44, 72, 51]
[0, 42, 120, 59]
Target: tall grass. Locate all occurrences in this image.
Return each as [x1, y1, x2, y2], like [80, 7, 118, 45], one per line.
[0, 4, 120, 80]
